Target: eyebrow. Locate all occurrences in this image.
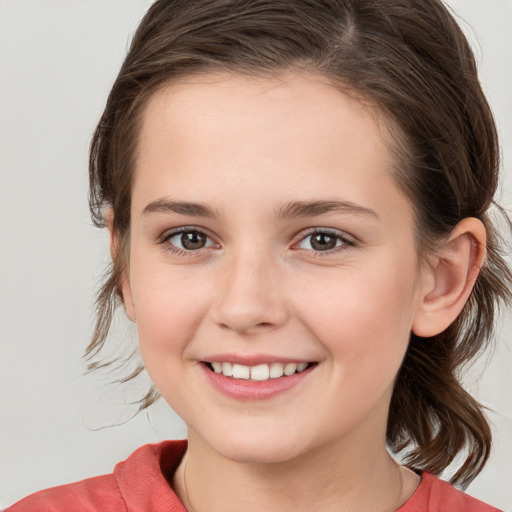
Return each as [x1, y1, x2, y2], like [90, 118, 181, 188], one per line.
[275, 200, 378, 219]
[142, 198, 378, 219]
[142, 199, 217, 217]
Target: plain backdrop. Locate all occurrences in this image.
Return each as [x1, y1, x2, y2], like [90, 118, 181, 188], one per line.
[1, 0, 511, 509]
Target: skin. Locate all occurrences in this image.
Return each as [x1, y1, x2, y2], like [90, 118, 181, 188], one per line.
[118, 72, 486, 512]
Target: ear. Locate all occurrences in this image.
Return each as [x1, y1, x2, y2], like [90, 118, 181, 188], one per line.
[105, 208, 136, 322]
[412, 218, 486, 337]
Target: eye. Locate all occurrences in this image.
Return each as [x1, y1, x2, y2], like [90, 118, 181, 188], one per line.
[296, 231, 351, 252]
[165, 229, 216, 251]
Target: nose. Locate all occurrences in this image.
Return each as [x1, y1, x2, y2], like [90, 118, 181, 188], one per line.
[212, 249, 289, 335]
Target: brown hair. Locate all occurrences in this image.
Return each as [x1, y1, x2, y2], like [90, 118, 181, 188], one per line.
[87, 0, 511, 487]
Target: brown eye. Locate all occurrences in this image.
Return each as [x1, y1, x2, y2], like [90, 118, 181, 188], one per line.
[181, 231, 206, 250]
[166, 230, 215, 251]
[310, 233, 337, 251]
[297, 231, 350, 252]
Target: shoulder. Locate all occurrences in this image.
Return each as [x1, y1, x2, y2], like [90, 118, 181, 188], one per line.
[399, 471, 502, 512]
[4, 474, 123, 512]
[5, 440, 188, 512]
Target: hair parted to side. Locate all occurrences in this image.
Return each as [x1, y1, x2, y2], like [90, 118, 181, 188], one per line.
[87, 0, 511, 487]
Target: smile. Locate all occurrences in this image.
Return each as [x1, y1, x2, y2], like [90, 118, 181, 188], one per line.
[206, 362, 312, 381]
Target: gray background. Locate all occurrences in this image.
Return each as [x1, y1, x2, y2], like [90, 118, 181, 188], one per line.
[1, 0, 511, 509]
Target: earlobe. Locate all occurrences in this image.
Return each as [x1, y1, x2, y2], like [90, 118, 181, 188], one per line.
[412, 218, 486, 338]
[120, 274, 136, 322]
[105, 208, 136, 322]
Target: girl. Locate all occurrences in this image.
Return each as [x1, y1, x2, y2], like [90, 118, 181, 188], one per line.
[5, 0, 511, 510]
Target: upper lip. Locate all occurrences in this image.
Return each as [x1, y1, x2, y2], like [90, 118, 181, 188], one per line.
[201, 354, 314, 366]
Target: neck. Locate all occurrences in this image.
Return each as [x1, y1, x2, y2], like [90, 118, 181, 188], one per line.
[173, 429, 416, 512]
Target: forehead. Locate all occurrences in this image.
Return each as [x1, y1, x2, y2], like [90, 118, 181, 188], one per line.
[132, 72, 409, 226]
[137, 72, 394, 168]
[140, 72, 386, 145]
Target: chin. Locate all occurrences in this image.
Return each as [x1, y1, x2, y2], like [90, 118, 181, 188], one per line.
[202, 427, 311, 465]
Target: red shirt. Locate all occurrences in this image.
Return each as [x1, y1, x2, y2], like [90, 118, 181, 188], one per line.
[6, 440, 502, 511]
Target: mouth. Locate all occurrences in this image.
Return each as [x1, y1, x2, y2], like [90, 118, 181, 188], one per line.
[203, 361, 316, 381]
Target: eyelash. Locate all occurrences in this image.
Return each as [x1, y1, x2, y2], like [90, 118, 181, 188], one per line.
[159, 227, 217, 257]
[158, 227, 355, 257]
[294, 229, 355, 257]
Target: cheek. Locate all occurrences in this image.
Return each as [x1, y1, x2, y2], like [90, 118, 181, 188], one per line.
[291, 259, 419, 364]
[130, 264, 212, 361]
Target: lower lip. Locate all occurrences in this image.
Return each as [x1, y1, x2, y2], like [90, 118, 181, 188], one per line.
[202, 364, 316, 400]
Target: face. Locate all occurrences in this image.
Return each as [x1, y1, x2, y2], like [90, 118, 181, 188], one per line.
[122, 72, 428, 464]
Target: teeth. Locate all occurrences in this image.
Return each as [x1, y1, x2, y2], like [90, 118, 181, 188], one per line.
[208, 361, 310, 380]
[269, 362, 284, 379]
[297, 362, 307, 372]
[250, 364, 270, 381]
[232, 364, 250, 379]
[284, 363, 297, 376]
[222, 362, 233, 377]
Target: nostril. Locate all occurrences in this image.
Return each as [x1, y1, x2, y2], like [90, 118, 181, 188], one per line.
[217, 321, 274, 332]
